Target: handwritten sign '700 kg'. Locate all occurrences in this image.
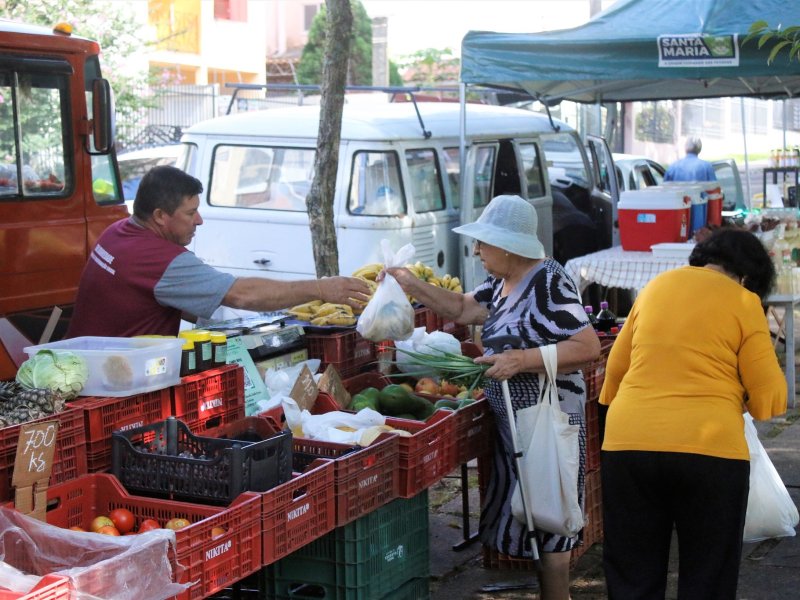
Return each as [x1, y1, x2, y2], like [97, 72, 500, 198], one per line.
[13, 420, 59, 488]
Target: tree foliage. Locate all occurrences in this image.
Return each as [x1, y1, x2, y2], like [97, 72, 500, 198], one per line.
[395, 47, 460, 85]
[744, 21, 800, 64]
[297, 0, 401, 86]
[0, 0, 151, 146]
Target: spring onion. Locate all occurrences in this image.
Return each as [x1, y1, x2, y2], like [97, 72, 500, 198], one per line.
[389, 347, 489, 393]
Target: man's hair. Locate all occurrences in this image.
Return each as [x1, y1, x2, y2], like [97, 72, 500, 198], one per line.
[133, 165, 203, 220]
[685, 136, 703, 155]
[689, 227, 775, 300]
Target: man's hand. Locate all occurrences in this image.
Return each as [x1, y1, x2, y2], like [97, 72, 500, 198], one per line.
[318, 276, 372, 309]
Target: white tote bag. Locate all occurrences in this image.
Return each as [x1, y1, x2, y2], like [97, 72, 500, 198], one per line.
[742, 412, 799, 543]
[510, 344, 584, 537]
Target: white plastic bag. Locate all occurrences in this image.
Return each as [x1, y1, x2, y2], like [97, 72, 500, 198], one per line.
[510, 344, 584, 537]
[395, 328, 461, 374]
[356, 240, 416, 342]
[742, 412, 799, 542]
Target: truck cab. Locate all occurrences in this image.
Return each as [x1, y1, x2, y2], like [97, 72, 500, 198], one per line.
[0, 20, 126, 378]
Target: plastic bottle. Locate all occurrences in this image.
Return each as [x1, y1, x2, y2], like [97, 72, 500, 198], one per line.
[584, 305, 598, 328]
[595, 301, 617, 333]
[210, 332, 228, 367]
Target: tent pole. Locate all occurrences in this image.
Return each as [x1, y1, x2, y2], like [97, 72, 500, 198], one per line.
[740, 98, 751, 209]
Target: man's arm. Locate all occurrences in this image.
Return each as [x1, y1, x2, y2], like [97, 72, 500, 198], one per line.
[223, 276, 371, 312]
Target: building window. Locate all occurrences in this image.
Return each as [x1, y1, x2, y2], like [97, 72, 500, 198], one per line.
[304, 4, 319, 31]
[732, 98, 768, 135]
[215, 0, 247, 22]
[681, 99, 724, 138]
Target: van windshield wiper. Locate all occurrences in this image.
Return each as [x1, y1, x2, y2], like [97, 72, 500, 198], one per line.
[224, 83, 447, 139]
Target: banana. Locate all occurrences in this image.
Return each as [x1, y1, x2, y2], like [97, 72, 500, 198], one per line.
[287, 309, 315, 321]
[441, 273, 452, 287]
[427, 276, 442, 287]
[351, 263, 383, 281]
[325, 314, 357, 326]
[289, 299, 323, 313]
[314, 303, 353, 317]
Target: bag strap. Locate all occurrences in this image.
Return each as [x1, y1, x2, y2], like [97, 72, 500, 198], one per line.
[537, 344, 559, 407]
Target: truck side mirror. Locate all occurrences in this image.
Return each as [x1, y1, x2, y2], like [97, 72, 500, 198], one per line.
[91, 78, 115, 154]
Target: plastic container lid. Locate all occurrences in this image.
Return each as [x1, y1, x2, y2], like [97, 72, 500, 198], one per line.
[210, 332, 227, 343]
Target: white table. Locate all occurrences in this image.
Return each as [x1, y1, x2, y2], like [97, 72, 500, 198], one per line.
[565, 247, 800, 406]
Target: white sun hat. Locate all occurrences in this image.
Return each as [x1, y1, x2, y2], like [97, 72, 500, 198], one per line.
[452, 194, 545, 259]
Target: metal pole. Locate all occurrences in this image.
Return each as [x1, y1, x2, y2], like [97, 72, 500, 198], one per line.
[741, 98, 752, 209]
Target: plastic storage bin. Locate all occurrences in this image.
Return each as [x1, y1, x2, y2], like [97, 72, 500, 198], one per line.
[23, 336, 183, 397]
[111, 416, 292, 505]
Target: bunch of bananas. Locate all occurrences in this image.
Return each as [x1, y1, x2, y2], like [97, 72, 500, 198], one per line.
[405, 261, 434, 282]
[427, 273, 463, 292]
[287, 300, 357, 326]
[351, 263, 383, 282]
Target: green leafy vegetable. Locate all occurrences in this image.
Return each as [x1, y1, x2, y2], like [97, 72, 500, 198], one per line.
[390, 347, 488, 393]
[16, 349, 88, 400]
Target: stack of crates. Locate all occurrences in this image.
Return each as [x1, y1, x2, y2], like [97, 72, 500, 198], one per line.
[264, 490, 430, 600]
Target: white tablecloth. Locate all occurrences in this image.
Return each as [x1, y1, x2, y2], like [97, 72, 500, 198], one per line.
[564, 246, 688, 293]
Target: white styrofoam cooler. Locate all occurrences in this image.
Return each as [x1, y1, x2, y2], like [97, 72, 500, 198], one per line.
[618, 188, 691, 251]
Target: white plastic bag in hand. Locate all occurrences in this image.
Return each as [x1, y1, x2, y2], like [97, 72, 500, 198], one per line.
[742, 412, 799, 542]
[356, 240, 416, 342]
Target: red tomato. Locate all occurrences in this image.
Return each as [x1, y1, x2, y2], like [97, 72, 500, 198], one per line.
[90, 516, 114, 533]
[138, 518, 161, 533]
[108, 508, 135, 534]
[96, 525, 121, 536]
[164, 518, 191, 531]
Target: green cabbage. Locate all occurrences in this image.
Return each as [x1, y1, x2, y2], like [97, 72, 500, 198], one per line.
[15, 349, 88, 400]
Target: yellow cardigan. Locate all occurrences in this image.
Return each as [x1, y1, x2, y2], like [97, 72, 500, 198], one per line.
[600, 266, 786, 460]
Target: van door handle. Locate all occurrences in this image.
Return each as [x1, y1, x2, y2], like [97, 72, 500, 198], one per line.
[253, 258, 271, 265]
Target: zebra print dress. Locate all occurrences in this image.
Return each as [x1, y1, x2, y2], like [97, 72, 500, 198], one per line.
[474, 258, 589, 557]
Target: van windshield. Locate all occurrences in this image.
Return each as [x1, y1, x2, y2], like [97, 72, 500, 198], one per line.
[348, 151, 405, 216]
[209, 145, 314, 210]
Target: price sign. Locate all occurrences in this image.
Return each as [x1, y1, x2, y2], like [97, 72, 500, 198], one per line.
[318, 364, 351, 410]
[289, 364, 318, 412]
[13, 420, 59, 520]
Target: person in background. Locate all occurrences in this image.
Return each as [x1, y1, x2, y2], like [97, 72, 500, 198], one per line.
[67, 165, 370, 337]
[387, 194, 600, 600]
[599, 227, 786, 599]
[664, 136, 717, 182]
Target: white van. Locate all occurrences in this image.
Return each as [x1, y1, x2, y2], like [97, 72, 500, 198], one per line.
[177, 102, 617, 293]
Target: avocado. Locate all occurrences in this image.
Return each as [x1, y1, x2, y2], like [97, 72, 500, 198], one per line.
[379, 384, 435, 419]
[434, 398, 461, 411]
[349, 386, 381, 411]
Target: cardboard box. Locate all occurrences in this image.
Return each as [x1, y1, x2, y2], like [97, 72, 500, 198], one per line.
[618, 189, 691, 251]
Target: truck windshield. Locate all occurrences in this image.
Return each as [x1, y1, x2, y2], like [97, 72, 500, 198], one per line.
[0, 69, 69, 198]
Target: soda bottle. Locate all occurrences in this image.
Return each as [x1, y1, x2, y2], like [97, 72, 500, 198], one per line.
[584, 305, 598, 328]
[595, 301, 617, 333]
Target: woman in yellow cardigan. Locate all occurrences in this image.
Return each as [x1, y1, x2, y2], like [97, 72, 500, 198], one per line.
[599, 227, 787, 599]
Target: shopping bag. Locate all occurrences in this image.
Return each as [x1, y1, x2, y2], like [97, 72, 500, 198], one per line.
[356, 239, 416, 342]
[510, 344, 584, 537]
[742, 412, 799, 543]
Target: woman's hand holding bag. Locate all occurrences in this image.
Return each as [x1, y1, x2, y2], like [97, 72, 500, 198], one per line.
[510, 344, 584, 537]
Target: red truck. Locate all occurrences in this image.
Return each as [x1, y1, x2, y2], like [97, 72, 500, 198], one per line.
[0, 19, 127, 379]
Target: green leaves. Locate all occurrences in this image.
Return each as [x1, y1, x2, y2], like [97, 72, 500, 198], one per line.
[743, 20, 800, 65]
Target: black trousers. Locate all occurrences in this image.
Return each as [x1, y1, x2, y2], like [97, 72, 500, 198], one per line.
[601, 450, 749, 600]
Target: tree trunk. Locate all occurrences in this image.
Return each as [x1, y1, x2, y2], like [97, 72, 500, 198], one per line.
[306, 0, 352, 277]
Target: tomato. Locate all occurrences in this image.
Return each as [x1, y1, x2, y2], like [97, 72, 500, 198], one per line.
[96, 525, 120, 536]
[210, 526, 226, 538]
[138, 518, 161, 533]
[68, 526, 85, 532]
[108, 508, 135, 534]
[164, 518, 191, 531]
[90, 516, 115, 532]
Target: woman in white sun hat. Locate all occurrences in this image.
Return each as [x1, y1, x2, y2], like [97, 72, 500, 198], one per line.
[387, 194, 600, 600]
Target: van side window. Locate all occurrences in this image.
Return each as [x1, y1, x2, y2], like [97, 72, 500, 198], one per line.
[405, 148, 444, 213]
[0, 69, 69, 199]
[520, 143, 545, 199]
[473, 146, 495, 208]
[348, 151, 405, 216]
[443, 147, 461, 208]
[209, 144, 314, 211]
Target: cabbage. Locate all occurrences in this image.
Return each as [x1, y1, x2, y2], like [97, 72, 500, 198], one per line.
[15, 349, 88, 399]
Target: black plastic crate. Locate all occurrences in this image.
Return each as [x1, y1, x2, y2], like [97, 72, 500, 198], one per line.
[111, 416, 292, 505]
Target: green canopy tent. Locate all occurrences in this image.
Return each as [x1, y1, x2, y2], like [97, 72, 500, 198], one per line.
[460, 0, 800, 104]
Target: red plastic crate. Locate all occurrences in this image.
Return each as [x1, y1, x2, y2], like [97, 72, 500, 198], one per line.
[261, 456, 337, 566]
[67, 387, 172, 473]
[385, 411, 457, 498]
[584, 335, 616, 402]
[583, 468, 603, 547]
[413, 305, 433, 330]
[172, 365, 245, 434]
[585, 397, 601, 473]
[0, 575, 71, 600]
[0, 407, 87, 502]
[426, 313, 471, 341]
[452, 398, 494, 464]
[294, 432, 400, 527]
[305, 330, 376, 378]
[8, 473, 261, 600]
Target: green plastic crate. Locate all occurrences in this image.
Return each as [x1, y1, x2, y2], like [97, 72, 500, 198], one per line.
[266, 491, 430, 600]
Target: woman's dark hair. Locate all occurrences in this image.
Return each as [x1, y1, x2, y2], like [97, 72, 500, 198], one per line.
[688, 227, 776, 300]
[133, 165, 203, 220]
